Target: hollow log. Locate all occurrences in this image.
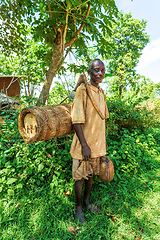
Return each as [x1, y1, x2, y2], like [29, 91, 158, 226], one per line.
[18, 103, 73, 143]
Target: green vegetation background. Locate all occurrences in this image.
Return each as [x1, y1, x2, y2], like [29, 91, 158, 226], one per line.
[0, 1, 160, 239]
[0, 95, 160, 240]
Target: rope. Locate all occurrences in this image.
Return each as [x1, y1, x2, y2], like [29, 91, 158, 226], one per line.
[80, 74, 105, 120]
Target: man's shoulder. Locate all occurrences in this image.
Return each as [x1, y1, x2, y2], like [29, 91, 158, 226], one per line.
[77, 84, 86, 91]
[73, 84, 87, 102]
[76, 84, 87, 95]
[99, 87, 105, 93]
[99, 87, 105, 97]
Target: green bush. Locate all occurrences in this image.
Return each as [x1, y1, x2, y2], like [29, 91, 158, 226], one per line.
[0, 98, 160, 197]
[104, 96, 160, 177]
[106, 128, 160, 179]
[0, 110, 73, 196]
[106, 96, 160, 136]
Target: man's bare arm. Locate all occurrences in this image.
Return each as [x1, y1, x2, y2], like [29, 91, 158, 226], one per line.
[73, 123, 91, 161]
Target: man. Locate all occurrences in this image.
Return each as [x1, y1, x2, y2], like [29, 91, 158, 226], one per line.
[70, 59, 109, 224]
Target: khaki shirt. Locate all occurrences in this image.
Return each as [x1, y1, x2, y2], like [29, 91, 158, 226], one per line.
[70, 83, 109, 160]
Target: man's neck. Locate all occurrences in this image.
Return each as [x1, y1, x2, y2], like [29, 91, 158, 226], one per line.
[90, 79, 99, 88]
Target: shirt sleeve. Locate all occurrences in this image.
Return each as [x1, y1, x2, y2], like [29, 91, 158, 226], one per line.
[105, 102, 109, 119]
[71, 85, 87, 124]
[100, 88, 109, 119]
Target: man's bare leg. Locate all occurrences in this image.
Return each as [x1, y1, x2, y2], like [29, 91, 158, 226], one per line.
[83, 176, 93, 206]
[74, 179, 86, 223]
[74, 179, 84, 213]
[83, 176, 98, 212]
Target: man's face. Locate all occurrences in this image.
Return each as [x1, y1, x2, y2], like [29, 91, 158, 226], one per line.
[88, 60, 105, 84]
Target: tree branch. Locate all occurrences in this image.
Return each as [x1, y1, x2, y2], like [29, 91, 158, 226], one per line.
[54, 12, 68, 71]
[53, 24, 57, 35]
[47, 0, 52, 19]
[54, 46, 71, 75]
[65, 4, 91, 48]
[47, 0, 57, 35]
[22, 77, 27, 96]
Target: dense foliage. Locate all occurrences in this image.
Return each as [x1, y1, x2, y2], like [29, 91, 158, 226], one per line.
[0, 96, 159, 197]
[0, 94, 160, 239]
[0, 1, 160, 238]
[0, 109, 73, 196]
[105, 12, 149, 86]
[0, 0, 118, 104]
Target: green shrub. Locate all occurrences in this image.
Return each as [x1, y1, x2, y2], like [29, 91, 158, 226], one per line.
[106, 96, 160, 136]
[105, 95, 160, 177]
[106, 128, 160, 179]
[0, 110, 73, 196]
[0, 99, 159, 197]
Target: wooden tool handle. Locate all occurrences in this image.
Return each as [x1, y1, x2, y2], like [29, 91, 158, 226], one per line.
[73, 74, 86, 91]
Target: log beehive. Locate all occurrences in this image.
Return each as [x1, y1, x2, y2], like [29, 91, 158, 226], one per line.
[18, 103, 73, 143]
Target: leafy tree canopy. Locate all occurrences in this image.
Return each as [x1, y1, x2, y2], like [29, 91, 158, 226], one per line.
[0, 0, 118, 104]
[155, 82, 160, 95]
[102, 12, 150, 96]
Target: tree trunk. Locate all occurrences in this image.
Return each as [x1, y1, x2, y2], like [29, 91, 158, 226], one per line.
[36, 33, 62, 105]
[118, 76, 124, 98]
[36, 5, 91, 105]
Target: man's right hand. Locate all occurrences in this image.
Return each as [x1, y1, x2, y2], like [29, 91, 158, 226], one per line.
[73, 123, 91, 161]
[82, 144, 91, 161]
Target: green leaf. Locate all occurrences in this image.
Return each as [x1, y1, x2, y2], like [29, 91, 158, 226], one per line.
[6, 178, 17, 185]
[38, 163, 44, 172]
[16, 183, 23, 189]
[50, 183, 54, 189]
[7, 189, 14, 196]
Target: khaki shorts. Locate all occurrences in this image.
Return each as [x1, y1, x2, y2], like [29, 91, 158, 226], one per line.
[72, 157, 100, 181]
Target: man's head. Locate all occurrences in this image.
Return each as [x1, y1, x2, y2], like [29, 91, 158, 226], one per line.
[88, 59, 105, 87]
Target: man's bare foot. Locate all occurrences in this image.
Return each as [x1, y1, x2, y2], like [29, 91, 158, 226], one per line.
[75, 207, 86, 224]
[83, 200, 99, 213]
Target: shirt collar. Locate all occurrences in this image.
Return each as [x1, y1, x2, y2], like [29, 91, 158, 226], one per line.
[88, 82, 101, 93]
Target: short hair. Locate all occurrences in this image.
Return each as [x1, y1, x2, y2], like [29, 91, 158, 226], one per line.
[88, 59, 104, 71]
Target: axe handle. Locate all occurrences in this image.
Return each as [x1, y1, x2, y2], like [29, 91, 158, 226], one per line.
[59, 74, 86, 104]
[73, 73, 85, 91]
